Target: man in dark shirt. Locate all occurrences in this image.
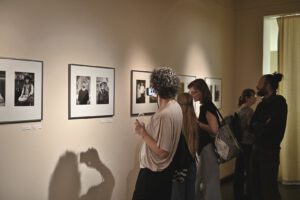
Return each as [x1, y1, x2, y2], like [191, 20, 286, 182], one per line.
[250, 72, 288, 200]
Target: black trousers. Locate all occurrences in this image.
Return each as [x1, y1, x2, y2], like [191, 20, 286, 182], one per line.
[250, 146, 281, 200]
[233, 144, 252, 200]
[132, 167, 173, 200]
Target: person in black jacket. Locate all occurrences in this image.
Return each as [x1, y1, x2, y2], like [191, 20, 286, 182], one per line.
[250, 72, 288, 200]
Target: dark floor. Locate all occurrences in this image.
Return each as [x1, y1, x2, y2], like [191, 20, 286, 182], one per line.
[221, 177, 300, 200]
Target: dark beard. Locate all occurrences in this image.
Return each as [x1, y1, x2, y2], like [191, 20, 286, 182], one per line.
[257, 89, 266, 97]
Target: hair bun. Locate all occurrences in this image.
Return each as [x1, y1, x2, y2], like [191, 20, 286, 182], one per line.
[273, 72, 283, 82]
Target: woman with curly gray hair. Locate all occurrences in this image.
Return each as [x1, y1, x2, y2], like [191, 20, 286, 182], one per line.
[132, 67, 183, 200]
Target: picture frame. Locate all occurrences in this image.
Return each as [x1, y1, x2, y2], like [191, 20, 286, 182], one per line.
[68, 64, 115, 119]
[205, 77, 222, 109]
[131, 70, 158, 116]
[0, 57, 43, 124]
[177, 74, 200, 112]
[177, 75, 196, 95]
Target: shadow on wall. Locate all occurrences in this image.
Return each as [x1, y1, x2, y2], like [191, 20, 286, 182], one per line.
[48, 148, 115, 200]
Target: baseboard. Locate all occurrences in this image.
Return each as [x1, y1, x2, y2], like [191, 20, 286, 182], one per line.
[220, 174, 300, 185]
[281, 181, 300, 185]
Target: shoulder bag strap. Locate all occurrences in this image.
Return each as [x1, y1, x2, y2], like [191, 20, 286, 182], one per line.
[212, 102, 224, 121]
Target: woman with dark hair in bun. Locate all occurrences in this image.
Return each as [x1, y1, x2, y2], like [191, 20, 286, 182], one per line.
[249, 72, 288, 200]
[233, 88, 256, 200]
[132, 67, 183, 200]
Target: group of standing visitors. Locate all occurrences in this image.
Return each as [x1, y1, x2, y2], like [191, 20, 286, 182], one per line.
[131, 67, 288, 200]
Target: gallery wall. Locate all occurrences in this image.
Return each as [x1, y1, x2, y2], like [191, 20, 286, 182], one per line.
[0, 0, 235, 199]
[233, 0, 300, 182]
[233, 0, 300, 99]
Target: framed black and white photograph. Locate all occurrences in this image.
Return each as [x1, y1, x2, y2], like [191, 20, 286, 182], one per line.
[177, 75, 196, 95]
[0, 57, 43, 124]
[136, 79, 146, 104]
[69, 64, 115, 119]
[205, 77, 222, 109]
[131, 70, 158, 116]
[76, 76, 91, 105]
[15, 72, 35, 106]
[96, 77, 109, 104]
[177, 74, 200, 112]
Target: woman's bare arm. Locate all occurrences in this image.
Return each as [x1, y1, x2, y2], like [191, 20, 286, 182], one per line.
[135, 120, 169, 159]
[198, 111, 219, 136]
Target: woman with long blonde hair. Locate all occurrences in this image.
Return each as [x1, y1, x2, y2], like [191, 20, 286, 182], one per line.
[171, 92, 199, 200]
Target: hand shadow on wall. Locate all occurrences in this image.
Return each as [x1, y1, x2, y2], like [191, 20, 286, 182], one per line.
[48, 148, 115, 200]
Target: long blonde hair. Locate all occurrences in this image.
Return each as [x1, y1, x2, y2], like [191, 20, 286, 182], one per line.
[177, 93, 199, 157]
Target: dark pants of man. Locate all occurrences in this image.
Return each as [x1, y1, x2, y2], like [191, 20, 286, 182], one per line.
[250, 146, 281, 200]
[233, 144, 252, 200]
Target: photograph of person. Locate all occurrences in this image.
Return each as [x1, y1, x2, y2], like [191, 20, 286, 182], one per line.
[0, 71, 5, 106]
[15, 72, 34, 106]
[214, 84, 220, 102]
[76, 76, 90, 105]
[136, 80, 145, 104]
[209, 85, 213, 95]
[96, 77, 109, 104]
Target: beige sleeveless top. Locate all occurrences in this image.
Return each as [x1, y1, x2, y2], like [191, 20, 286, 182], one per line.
[139, 100, 183, 171]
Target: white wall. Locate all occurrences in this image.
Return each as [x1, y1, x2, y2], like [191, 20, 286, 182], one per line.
[0, 0, 235, 199]
[263, 17, 279, 74]
[234, 0, 300, 99]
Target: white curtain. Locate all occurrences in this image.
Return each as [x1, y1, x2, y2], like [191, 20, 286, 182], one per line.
[278, 15, 300, 183]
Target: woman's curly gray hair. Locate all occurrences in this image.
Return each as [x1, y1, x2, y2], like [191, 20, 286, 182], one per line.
[150, 67, 179, 99]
